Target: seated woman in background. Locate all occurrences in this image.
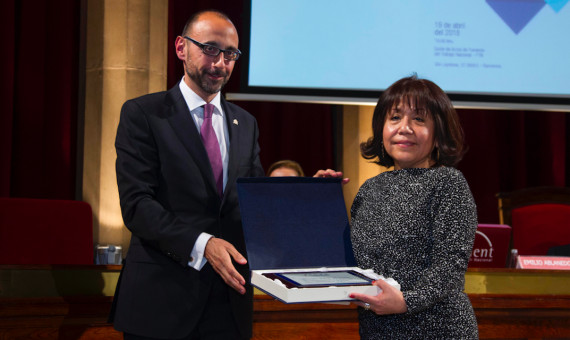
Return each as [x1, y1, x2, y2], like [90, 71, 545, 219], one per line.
[349, 75, 478, 339]
[267, 160, 305, 177]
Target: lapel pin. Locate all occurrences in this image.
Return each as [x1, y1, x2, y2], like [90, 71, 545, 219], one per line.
[233, 119, 239, 125]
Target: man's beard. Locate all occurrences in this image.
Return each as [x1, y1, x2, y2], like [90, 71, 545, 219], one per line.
[186, 64, 229, 95]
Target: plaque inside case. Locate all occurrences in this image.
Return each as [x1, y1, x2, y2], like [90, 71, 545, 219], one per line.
[271, 269, 373, 288]
[236, 177, 400, 303]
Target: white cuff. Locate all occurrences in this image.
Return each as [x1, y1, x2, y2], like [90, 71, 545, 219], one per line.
[188, 232, 213, 270]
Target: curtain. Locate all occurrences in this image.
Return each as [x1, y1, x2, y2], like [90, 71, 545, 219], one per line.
[1, 0, 80, 199]
[457, 109, 568, 223]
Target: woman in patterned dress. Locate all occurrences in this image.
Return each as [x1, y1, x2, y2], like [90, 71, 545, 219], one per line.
[349, 75, 479, 339]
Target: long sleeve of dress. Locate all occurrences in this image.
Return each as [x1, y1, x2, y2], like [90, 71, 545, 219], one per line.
[401, 170, 477, 313]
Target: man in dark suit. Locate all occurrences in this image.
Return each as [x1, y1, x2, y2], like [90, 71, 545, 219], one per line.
[110, 10, 264, 339]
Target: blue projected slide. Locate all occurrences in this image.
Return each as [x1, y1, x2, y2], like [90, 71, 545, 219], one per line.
[247, 0, 570, 98]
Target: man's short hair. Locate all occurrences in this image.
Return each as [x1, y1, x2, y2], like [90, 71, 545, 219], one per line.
[181, 10, 234, 36]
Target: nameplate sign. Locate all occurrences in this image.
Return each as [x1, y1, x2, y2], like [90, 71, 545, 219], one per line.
[516, 256, 570, 270]
[468, 224, 511, 268]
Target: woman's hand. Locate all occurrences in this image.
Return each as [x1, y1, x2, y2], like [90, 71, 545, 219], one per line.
[350, 278, 408, 315]
[313, 169, 350, 185]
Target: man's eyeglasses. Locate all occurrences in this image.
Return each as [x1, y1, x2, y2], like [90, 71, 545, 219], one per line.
[184, 36, 241, 61]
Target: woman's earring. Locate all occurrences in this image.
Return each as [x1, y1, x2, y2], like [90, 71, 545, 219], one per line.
[381, 141, 386, 160]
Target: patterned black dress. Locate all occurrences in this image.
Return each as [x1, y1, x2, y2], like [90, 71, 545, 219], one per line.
[351, 167, 478, 339]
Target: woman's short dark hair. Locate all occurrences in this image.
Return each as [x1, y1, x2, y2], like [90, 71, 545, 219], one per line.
[266, 160, 305, 177]
[360, 75, 466, 168]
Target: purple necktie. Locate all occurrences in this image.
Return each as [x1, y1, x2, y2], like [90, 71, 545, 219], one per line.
[201, 104, 223, 197]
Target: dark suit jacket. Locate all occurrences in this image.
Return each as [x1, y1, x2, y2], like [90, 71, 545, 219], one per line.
[110, 84, 264, 339]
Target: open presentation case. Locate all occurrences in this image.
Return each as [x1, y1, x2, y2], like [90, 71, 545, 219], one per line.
[237, 177, 400, 303]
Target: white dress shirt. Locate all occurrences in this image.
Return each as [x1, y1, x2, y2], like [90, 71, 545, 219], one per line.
[179, 78, 230, 270]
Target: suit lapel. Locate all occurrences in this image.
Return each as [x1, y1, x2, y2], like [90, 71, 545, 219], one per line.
[223, 98, 241, 200]
[165, 86, 218, 196]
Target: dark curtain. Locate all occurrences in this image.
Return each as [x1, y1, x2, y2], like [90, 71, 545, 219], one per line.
[457, 109, 569, 223]
[1, 0, 80, 199]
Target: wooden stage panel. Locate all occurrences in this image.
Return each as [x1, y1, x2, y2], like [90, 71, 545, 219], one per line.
[1, 266, 569, 339]
[471, 294, 570, 339]
[1, 295, 570, 339]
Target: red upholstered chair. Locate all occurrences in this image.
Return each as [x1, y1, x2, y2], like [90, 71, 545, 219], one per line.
[0, 198, 93, 265]
[496, 187, 570, 256]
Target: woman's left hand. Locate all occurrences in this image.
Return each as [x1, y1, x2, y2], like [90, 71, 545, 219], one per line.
[349, 278, 408, 315]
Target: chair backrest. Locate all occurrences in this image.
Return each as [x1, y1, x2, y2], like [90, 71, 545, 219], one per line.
[0, 198, 94, 265]
[496, 187, 570, 256]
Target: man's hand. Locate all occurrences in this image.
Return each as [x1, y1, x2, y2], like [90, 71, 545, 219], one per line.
[313, 168, 350, 185]
[204, 237, 248, 295]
